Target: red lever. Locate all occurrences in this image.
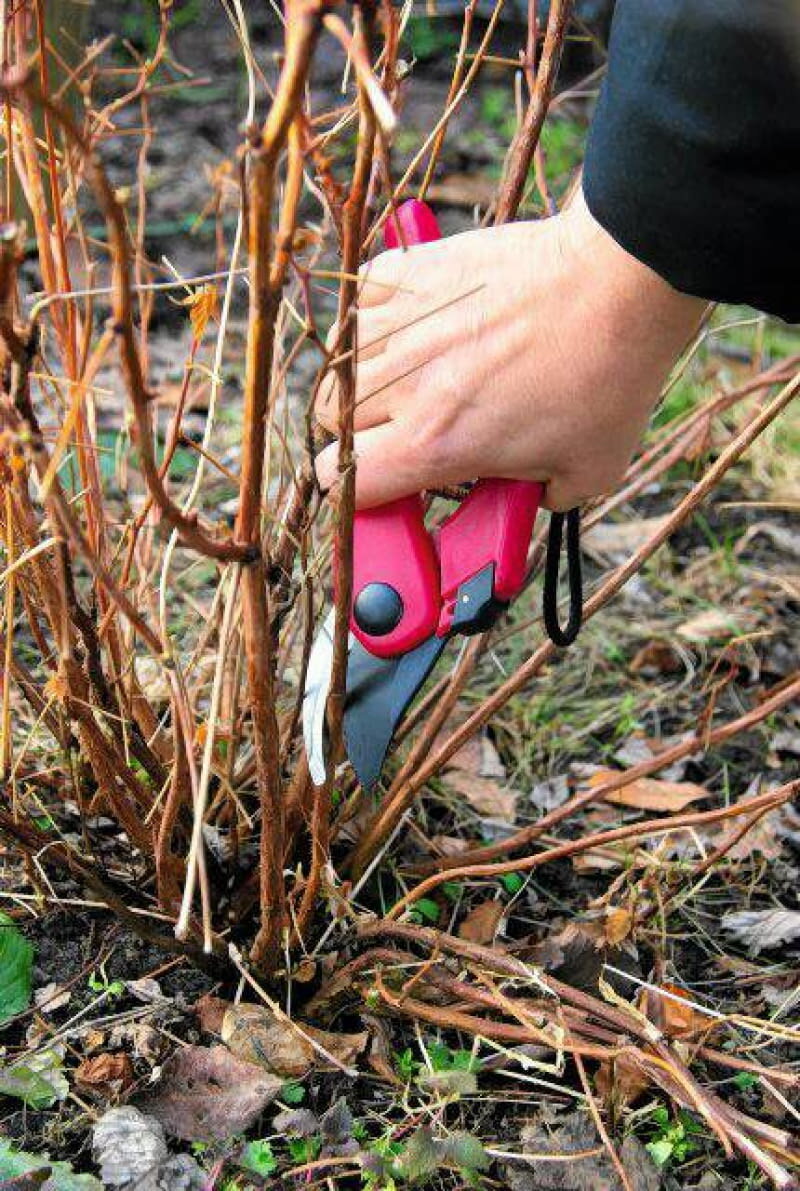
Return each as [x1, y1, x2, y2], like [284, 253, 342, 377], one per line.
[348, 201, 443, 658]
[347, 201, 543, 659]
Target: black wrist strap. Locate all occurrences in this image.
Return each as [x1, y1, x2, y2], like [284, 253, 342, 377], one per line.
[543, 507, 583, 648]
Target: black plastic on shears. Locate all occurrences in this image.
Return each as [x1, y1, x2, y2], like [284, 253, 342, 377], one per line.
[543, 506, 583, 648]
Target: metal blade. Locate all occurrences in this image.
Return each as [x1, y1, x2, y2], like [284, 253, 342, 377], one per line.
[302, 608, 337, 787]
[344, 634, 445, 790]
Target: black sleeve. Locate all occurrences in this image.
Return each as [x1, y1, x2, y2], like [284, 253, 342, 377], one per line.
[582, 0, 800, 322]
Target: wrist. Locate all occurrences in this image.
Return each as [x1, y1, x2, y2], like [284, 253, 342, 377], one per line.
[561, 186, 707, 345]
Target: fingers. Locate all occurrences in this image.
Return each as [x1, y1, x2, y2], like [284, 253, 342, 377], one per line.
[315, 420, 455, 509]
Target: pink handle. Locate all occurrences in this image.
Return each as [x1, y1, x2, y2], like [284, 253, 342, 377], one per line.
[348, 201, 543, 658]
[435, 479, 544, 635]
[348, 201, 443, 658]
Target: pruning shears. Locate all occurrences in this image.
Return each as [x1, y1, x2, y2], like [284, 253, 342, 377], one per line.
[303, 199, 580, 791]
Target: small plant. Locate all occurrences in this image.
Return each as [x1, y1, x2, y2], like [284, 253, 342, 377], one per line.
[87, 967, 125, 1001]
[643, 1106, 704, 1168]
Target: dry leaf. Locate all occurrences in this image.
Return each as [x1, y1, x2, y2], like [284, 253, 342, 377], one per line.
[221, 1004, 367, 1078]
[138, 1044, 282, 1142]
[75, 1053, 134, 1093]
[581, 516, 669, 565]
[644, 982, 713, 1039]
[441, 731, 517, 822]
[676, 607, 748, 643]
[722, 908, 800, 955]
[193, 993, 230, 1036]
[92, 1107, 167, 1188]
[595, 1052, 651, 1112]
[531, 921, 640, 995]
[583, 770, 707, 812]
[448, 732, 506, 780]
[458, 900, 504, 945]
[604, 906, 633, 945]
[430, 834, 471, 858]
[629, 639, 683, 675]
[510, 1112, 660, 1190]
[33, 983, 71, 1014]
[572, 847, 625, 873]
[179, 283, 218, 341]
[529, 775, 569, 812]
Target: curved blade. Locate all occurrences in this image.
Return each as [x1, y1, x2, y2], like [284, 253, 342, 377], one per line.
[344, 634, 445, 790]
[302, 609, 337, 787]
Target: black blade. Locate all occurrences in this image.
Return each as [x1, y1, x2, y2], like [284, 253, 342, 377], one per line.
[344, 635, 446, 790]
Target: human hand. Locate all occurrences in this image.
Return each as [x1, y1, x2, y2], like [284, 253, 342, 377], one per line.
[315, 188, 706, 510]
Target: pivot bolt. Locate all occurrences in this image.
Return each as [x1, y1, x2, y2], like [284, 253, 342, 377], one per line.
[353, 582, 404, 636]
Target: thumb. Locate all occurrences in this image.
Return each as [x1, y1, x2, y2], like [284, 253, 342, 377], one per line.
[315, 420, 445, 509]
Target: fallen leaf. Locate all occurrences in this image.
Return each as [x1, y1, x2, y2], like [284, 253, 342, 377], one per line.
[75, 1053, 134, 1094]
[443, 731, 515, 821]
[91, 1107, 205, 1190]
[125, 978, 167, 1005]
[221, 1004, 367, 1078]
[772, 729, 800, 756]
[644, 982, 714, 1039]
[582, 516, 669, 565]
[677, 607, 748, 643]
[529, 775, 570, 812]
[595, 1052, 650, 1112]
[92, 1108, 166, 1188]
[273, 1108, 319, 1137]
[430, 835, 471, 857]
[572, 847, 625, 873]
[736, 521, 800, 561]
[458, 900, 504, 945]
[138, 1044, 282, 1141]
[33, 983, 71, 1015]
[0, 1048, 68, 1109]
[604, 906, 633, 945]
[193, 993, 231, 1035]
[531, 922, 640, 996]
[629, 639, 683, 675]
[722, 908, 800, 955]
[508, 1112, 660, 1191]
[0, 1139, 100, 1190]
[0, 912, 33, 1025]
[583, 770, 707, 812]
[416, 1067, 478, 1097]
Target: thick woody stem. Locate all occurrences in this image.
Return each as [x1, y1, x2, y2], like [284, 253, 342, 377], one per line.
[296, 2, 378, 942]
[241, 5, 328, 971]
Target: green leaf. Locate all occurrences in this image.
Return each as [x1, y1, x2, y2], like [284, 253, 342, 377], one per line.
[442, 882, 463, 902]
[417, 1068, 478, 1097]
[733, 1071, 758, 1091]
[287, 1137, 319, 1164]
[0, 913, 33, 1026]
[0, 1139, 101, 1189]
[0, 1049, 69, 1109]
[426, 1041, 451, 1071]
[499, 872, 524, 895]
[646, 1138, 674, 1167]
[281, 1081, 305, 1104]
[396, 1128, 438, 1181]
[440, 1132, 490, 1173]
[240, 1139, 277, 1177]
[410, 898, 440, 924]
